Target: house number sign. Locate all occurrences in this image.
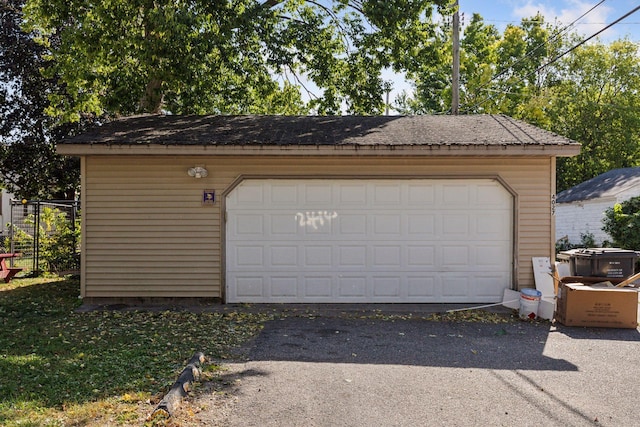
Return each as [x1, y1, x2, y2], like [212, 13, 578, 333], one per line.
[203, 190, 215, 205]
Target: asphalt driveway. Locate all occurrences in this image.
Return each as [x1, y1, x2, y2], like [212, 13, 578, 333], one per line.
[190, 314, 640, 426]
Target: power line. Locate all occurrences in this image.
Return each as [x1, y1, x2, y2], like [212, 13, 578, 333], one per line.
[534, 5, 640, 74]
[464, 3, 640, 113]
[482, 20, 640, 25]
[476, 87, 639, 111]
[463, 0, 607, 112]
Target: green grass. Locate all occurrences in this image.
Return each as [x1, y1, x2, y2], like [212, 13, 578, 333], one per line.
[0, 277, 522, 426]
[0, 278, 272, 426]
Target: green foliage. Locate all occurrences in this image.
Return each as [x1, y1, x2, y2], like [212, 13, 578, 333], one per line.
[37, 207, 80, 273]
[553, 40, 640, 191]
[401, 12, 640, 192]
[6, 207, 79, 273]
[555, 232, 599, 253]
[603, 197, 640, 250]
[8, 1, 640, 195]
[1, 0, 98, 199]
[5, 0, 452, 205]
[21, 0, 450, 118]
[458, 13, 499, 113]
[2, 225, 32, 255]
[400, 13, 564, 114]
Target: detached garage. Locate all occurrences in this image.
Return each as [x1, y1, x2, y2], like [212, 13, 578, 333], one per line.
[58, 115, 580, 304]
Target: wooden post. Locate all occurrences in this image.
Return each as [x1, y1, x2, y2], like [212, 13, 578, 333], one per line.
[452, 1, 460, 115]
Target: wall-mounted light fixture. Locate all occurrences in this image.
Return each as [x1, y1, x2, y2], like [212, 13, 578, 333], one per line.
[187, 166, 208, 179]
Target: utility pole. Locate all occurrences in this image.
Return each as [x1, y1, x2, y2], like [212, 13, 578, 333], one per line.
[385, 89, 390, 116]
[383, 81, 392, 116]
[452, 1, 460, 115]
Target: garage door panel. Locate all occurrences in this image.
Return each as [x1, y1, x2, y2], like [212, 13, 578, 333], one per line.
[407, 245, 436, 266]
[233, 214, 264, 235]
[271, 184, 298, 204]
[227, 179, 512, 303]
[270, 277, 298, 297]
[407, 276, 436, 298]
[374, 215, 401, 235]
[271, 214, 298, 235]
[229, 183, 264, 206]
[373, 246, 401, 266]
[304, 184, 333, 203]
[475, 212, 511, 237]
[476, 245, 511, 267]
[477, 184, 511, 205]
[408, 184, 435, 204]
[271, 246, 298, 266]
[234, 277, 264, 298]
[233, 245, 264, 267]
[408, 214, 436, 235]
[373, 184, 402, 204]
[338, 276, 367, 297]
[340, 214, 368, 234]
[338, 246, 367, 267]
[442, 184, 471, 205]
[304, 246, 332, 267]
[441, 246, 469, 267]
[475, 274, 511, 297]
[296, 211, 335, 234]
[339, 184, 367, 204]
[373, 277, 401, 297]
[302, 276, 331, 297]
[442, 215, 470, 236]
[440, 275, 471, 297]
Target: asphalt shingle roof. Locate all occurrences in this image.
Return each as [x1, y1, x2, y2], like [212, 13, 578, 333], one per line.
[62, 114, 578, 148]
[557, 167, 640, 203]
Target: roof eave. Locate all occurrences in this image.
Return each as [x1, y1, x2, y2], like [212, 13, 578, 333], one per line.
[57, 143, 581, 157]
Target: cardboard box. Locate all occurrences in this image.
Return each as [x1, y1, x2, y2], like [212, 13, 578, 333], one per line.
[555, 283, 639, 329]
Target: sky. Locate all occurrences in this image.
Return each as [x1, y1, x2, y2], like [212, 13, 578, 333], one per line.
[384, 0, 640, 108]
[460, 0, 640, 41]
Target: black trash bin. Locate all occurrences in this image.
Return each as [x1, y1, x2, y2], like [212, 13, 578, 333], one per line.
[559, 248, 640, 278]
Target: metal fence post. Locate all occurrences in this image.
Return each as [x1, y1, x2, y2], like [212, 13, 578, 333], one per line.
[34, 201, 40, 273]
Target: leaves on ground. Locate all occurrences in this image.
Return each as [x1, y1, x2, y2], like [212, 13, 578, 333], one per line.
[0, 278, 273, 426]
[1, 278, 531, 426]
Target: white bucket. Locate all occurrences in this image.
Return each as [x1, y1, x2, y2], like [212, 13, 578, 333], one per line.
[519, 288, 542, 320]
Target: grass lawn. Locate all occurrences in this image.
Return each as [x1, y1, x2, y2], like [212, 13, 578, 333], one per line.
[0, 277, 272, 426]
[0, 277, 522, 426]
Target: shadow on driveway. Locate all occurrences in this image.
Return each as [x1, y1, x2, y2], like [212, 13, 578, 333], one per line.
[238, 316, 640, 371]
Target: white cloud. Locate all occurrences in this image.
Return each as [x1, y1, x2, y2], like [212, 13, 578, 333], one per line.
[513, 0, 615, 38]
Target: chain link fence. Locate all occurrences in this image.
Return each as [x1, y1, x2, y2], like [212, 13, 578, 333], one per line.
[3, 200, 80, 275]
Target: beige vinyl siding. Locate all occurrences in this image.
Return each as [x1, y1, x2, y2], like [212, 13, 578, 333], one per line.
[81, 155, 554, 299]
[83, 157, 222, 297]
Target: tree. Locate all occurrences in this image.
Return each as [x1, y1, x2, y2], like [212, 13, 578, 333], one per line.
[21, 0, 452, 119]
[395, 21, 452, 114]
[398, 13, 561, 115]
[1, 0, 93, 199]
[552, 40, 640, 191]
[458, 13, 499, 113]
[603, 197, 640, 250]
[400, 12, 640, 194]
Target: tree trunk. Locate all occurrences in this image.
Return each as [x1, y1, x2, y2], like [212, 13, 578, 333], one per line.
[141, 77, 164, 113]
[151, 352, 206, 418]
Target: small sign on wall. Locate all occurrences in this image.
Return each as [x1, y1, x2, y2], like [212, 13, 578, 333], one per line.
[203, 190, 215, 205]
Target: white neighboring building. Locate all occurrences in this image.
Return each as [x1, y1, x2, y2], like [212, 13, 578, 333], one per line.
[556, 167, 640, 246]
[1, 189, 15, 238]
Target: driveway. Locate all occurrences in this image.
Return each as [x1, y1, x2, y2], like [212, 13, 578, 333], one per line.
[188, 313, 640, 426]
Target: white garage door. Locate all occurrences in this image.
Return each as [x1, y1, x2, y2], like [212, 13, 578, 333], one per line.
[226, 179, 512, 303]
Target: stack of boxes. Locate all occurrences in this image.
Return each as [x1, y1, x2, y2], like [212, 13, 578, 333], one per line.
[555, 248, 640, 328]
